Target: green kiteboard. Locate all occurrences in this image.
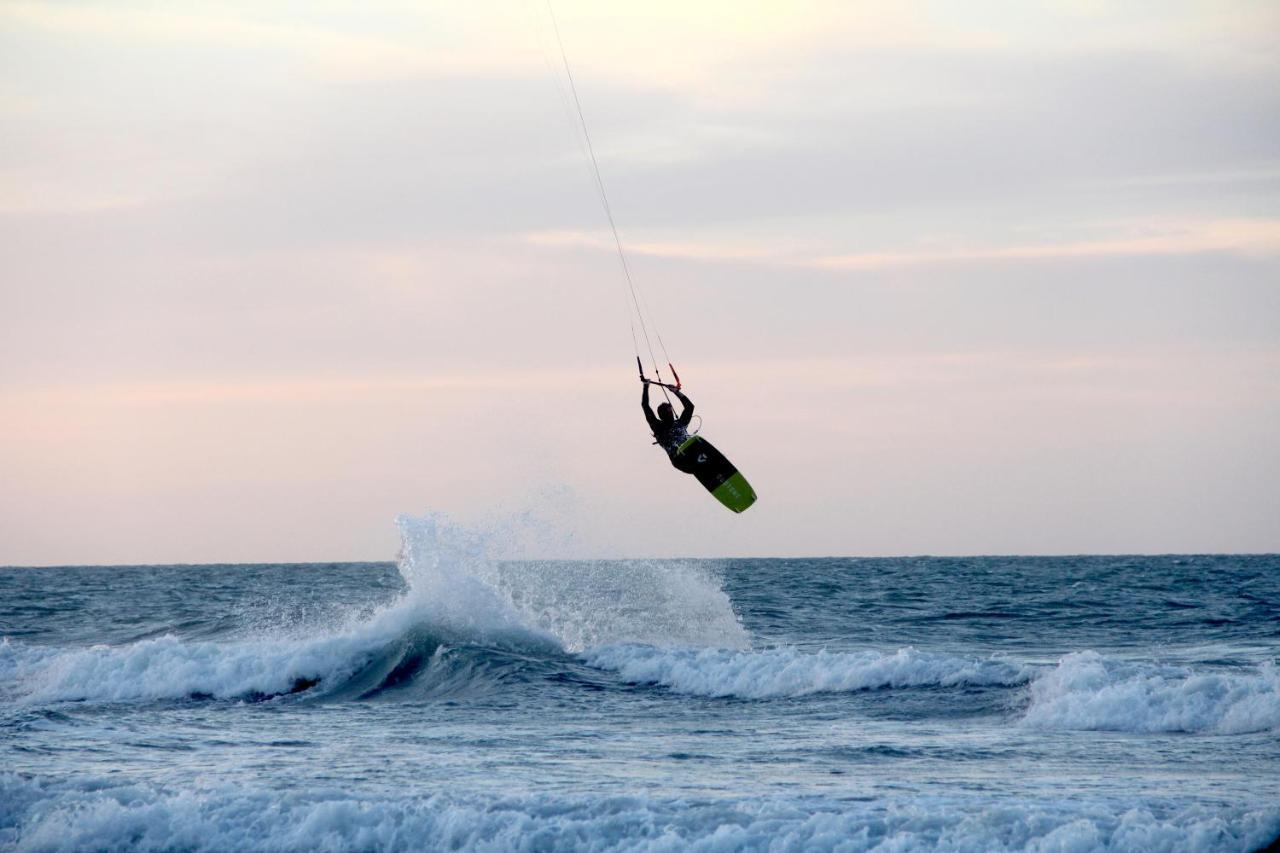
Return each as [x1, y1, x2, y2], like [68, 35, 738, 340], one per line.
[674, 434, 757, 513]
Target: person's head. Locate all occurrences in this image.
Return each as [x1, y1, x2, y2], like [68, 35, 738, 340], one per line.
[656, 402, 675, 423]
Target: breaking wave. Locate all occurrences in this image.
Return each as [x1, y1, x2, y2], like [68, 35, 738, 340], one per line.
[581, 644, 1280, 736]
[0, 514, 746, 706]
[1022, 651, 1280, 735]
[583, 644, 1031, 699]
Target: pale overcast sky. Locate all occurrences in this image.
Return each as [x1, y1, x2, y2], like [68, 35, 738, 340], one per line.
[1, 1, 1278, 564]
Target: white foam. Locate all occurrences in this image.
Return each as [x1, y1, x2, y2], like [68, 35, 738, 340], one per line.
[1022, 651, 1280, 734]
[582, 644, 1030, 699]
[2, 623, 394, 704]
[0, 514, 747, 705]
[3, 775, 1277, 852]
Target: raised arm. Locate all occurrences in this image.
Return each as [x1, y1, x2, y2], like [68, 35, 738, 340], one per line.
[641, 382, 660, 431]
[672, 387, 694, 427]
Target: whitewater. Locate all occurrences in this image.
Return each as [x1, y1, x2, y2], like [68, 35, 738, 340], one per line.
[2, 516, 1278, 851]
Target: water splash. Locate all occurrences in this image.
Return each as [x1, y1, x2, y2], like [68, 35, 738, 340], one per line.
[394, 513, 748, 652]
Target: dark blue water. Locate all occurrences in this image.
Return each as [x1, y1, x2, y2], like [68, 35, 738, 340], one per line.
[2, 516, 1278, 851]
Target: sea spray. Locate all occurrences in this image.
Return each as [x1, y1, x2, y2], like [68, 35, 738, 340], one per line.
[391, 513, 556, 649]
[395, 513, 748, 652]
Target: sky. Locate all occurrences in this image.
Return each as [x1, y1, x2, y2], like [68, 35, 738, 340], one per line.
[1, 0, 1278, 564]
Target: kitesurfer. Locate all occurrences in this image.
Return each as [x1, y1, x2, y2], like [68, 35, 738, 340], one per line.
[642, 380, 697, 472]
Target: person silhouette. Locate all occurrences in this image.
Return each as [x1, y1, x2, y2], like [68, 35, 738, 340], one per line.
[641, 379, 698, 473]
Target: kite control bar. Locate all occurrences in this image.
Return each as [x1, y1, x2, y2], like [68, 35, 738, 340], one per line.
[636, 357, 683, 390]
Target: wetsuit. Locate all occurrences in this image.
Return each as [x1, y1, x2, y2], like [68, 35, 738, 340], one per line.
[642, 383, 696, 472]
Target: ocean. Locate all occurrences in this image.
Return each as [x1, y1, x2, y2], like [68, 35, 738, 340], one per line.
[2, 515, 1278, 851]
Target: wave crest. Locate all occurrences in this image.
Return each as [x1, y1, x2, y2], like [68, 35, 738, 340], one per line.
[583, 644, 1031, 699]
[1022, 651, 1280, 734]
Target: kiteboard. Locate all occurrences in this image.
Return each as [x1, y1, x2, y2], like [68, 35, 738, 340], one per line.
[674, 435, 756, 513]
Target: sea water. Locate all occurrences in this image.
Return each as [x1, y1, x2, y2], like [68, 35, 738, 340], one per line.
[2, 515, 1278, 851]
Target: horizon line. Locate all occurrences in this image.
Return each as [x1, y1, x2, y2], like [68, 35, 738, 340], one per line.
[4, 551, 1276, 570]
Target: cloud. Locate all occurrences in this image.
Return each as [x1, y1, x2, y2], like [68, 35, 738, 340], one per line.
[0, 367, 619, 411]
[522, 218, 1280, 271]
[522, 230, 781, 264]
[0, 1, 453, 81]
[812, 219, 1280, 270]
